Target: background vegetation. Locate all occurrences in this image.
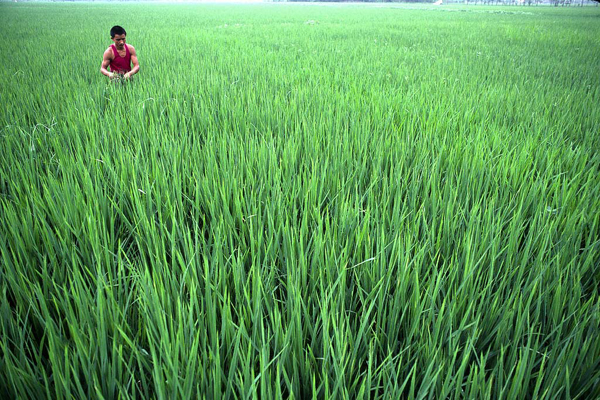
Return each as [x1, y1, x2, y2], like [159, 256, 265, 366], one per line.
[1, 3, 599, 398]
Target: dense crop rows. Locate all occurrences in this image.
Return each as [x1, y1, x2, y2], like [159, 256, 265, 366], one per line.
[1, 3, 599, 398]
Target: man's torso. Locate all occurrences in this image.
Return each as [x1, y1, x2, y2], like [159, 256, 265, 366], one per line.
[109, 44, 131, 60]
[108, 44, 132, 73]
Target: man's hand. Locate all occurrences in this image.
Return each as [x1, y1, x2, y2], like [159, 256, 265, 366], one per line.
[124, 72, 132, 80]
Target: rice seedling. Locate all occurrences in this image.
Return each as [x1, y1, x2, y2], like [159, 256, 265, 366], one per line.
[1, 2, 599, 399]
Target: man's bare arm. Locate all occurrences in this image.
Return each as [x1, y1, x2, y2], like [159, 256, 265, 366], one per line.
[124, 45, 140, 79]
[100, 48, 115, 78]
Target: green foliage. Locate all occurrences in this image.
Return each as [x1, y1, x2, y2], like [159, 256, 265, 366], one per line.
[1, 3, 599, 399]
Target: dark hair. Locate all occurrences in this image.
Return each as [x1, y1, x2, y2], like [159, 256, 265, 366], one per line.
[110, 26, 126, 38]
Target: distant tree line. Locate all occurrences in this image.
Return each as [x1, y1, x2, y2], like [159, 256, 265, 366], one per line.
[279, 0, 599, 5]
[12, 0, 600, 4]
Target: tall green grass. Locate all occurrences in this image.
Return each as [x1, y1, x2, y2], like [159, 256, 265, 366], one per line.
[1, 3, 599, 398]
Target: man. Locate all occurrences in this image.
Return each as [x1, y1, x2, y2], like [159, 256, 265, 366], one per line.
[100, 25, 139, 79]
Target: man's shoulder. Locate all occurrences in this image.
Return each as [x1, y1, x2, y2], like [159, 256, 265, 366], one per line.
[104, 46, 114, 57]
[126, 44, 136, 52]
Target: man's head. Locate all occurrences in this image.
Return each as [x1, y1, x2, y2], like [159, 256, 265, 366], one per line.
[110, 26, 126, 49]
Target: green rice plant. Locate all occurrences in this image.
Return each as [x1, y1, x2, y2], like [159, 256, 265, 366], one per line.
[1, 2, 599, 399]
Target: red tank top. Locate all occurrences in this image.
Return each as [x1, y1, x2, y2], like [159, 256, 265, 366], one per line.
[109, 44, 131, 73]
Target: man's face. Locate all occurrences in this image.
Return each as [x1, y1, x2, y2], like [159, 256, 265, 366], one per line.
[112, 34, 126, 50]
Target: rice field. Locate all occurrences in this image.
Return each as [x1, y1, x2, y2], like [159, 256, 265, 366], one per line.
[1, 2, 599, 399]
